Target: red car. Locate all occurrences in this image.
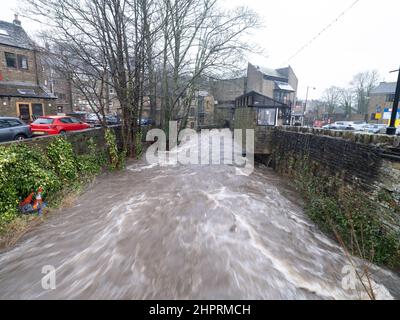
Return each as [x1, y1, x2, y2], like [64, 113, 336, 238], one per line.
[31, 116, 91, 136]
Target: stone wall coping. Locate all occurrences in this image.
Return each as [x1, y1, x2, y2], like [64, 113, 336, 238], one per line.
[275, 126, 400, 148]
[0, 126, 122, 148]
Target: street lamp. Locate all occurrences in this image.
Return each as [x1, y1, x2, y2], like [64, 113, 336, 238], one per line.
[304, 86, 316, 126]
[386, 67, 400, 135]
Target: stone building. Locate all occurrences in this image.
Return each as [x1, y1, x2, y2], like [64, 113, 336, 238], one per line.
[368, 82, 400, 127]
[0, 15, 57, 122]
[41, 53, 74, 114]
[211, 62, 298, 127]
[186, 91, 215, 129]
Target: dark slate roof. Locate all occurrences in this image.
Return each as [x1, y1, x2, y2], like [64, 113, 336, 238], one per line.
[370, 82, 396, 95]
[0, 20, 33, 50]
[0, 81, 56, 99]
[235, 90, 289, 108]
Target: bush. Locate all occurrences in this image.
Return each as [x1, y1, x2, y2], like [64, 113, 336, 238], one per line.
[0, 136, 113, 233]
[47, 138, 79, 182]
[0, 144, 61, 232]
[291, 155, 400, 268]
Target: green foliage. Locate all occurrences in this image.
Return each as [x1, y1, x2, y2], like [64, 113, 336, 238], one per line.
[289, 155, 400, 268]
[0, 144, 61, 232]
[105, 129, 125, 170]
[47, 138, 79, 182]
[0, 135, 112, 233]
[76, 138, 107, 177]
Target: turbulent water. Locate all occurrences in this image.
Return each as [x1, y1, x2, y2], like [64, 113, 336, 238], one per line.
[0, 133, 399, 300]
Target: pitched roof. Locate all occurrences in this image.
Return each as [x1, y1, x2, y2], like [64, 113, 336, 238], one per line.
[0, 20, 33, 50]
[258, 66, 284, 79]
[0, 81, 56, 99]
[370, 82, 396, 95]
[275, 81, 295, 92]
[235, 90, 289, 108]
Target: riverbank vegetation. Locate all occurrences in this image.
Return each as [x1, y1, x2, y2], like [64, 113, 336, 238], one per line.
[0, 130, 123, 248]
[281, 154, 400, 269]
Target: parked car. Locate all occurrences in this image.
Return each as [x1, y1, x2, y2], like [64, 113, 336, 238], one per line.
[363, 124, 387, 134]
[30, 116, 91, 136]
[346, 121, 368, 131]
[324, 122, 355, 131]
[66, 112, 88, 122]
[86, 113, 121, 127]
[0, 117, 32, 142]
[139, 118, 154, 126]
[105, 115, 121, 126]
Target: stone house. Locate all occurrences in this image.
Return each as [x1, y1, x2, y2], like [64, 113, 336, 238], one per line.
[0, 15, 57, 122]
[186, 91, 215, 129]
[368, 82, 400, 127]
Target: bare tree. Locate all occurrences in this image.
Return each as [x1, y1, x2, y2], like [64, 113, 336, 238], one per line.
[23, 0, 260, 154]
[351, 70, 380, 116]
[159, 0, 261, 132]
[23, 0, 162, 156]
[323, 86, 341, 117]
[339, 88, 355, 120]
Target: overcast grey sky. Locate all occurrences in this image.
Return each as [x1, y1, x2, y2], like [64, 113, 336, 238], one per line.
[1, 0, 399, 100]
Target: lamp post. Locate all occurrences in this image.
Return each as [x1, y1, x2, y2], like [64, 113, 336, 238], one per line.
[386, 67, 400, 135]
[304, 86, 316, 126]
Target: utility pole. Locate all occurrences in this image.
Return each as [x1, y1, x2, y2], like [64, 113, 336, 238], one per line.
[386, 67, 400, 135]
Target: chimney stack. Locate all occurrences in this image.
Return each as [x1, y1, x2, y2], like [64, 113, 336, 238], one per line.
[13, 14, 21, 27]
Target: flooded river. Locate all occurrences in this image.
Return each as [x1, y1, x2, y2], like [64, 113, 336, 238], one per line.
[0, 133, 399, 300]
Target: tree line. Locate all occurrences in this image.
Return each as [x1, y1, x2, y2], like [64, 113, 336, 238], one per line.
[23, 0, 261, 156]
[319, 70, 380, 119]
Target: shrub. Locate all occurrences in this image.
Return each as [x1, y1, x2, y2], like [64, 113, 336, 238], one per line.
[0, 135, 118, 234]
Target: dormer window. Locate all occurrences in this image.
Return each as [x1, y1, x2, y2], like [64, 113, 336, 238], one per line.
[17, 89, 36, 95]
[0, 29, 9, 37]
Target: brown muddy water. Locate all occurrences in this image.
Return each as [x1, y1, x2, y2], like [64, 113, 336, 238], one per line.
[0, 134, 399, 300]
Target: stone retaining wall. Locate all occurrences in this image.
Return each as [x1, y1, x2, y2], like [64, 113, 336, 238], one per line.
[0, 126, 123, 155]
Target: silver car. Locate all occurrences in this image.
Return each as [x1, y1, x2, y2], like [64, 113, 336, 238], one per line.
[0, 117, 32, 143]
[363, 124, 387, 134]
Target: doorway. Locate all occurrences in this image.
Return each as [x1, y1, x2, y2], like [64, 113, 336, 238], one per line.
[16, 102, 44, 122]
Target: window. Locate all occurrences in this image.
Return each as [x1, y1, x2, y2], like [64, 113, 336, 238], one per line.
[5, 53, 29, 70]
[6, 119, 22, 127]
[56, 93, 67, 100]
[70, 117, 80, 123]
[17, 55, 28, 70]
[0, 29, 9, 37]
[60, 117, 73, 124]
[17, 103, 46, 122]
[33, 118, 54, 125]
[386, 94, 395, 102]
[32, 104, 44, 117]
[257, 108, 276, 126]
[5, 52, 17, 68]
[0, 120, 10, 128]
[17, 89, 36, 96]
